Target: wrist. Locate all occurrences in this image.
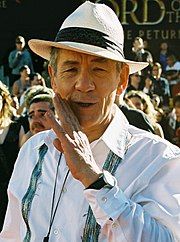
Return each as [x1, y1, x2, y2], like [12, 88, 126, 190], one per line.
[86, 170, 115, 190]
[82, 172, 102, 188]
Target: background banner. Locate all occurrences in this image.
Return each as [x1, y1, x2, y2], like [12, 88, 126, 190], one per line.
[0, 0, 179, 69]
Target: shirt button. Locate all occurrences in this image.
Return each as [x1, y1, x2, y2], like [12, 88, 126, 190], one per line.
[63, 187, 67, 193]
[101, 196, 107, 203]
[53, 229, 59, 235]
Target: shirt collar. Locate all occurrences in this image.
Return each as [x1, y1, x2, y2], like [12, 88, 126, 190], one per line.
[101, 104, 131, 158]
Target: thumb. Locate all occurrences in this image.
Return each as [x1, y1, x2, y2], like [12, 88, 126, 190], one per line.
[53, 138, 64, 153]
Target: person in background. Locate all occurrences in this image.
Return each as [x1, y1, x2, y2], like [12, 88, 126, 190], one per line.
[142, 75, 154, 99]
[0, 81, 24, 231]
[1, 2, 180, 241]
[12, 65, 31, 100]
[115, 92, 155, 133]
[158, 42, 171, 74]
[165, 55, 180, 89]
[165, 93, 180, 147]
[20, 93, 54, 147]
[8, 35, 34, 88]
[16, 85, 54, 133]
[130, 36, 153, 76]
[126, 71, 142, 93]
[151, 62, 171, 108]
[30, 72, 46, 87]
[125, 90, 164, 138]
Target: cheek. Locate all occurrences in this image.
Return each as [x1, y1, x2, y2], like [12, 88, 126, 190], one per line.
[53, 79, 74, 99]
[98, 78, 118, 96]
[29, 121, 34, 130]
[101, 90, 117, 113]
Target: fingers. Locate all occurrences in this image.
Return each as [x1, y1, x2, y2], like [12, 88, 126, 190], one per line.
[53, 138, 64, 153]
[53, 94, 81, 132]
[45, 110, 66, 141]
[45, 110, 76, 154]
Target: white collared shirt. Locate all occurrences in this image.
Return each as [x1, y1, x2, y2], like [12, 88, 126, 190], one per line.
[0, 105, 180, 242]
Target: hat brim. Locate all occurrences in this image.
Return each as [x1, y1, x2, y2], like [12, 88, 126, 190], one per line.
[28, 39, 149, 74]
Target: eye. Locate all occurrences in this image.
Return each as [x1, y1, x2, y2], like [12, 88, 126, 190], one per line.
[28, 114, 34, 119]
[64, 67, 78, 73]
[39, 111, 46, 117]
[93, 67, 106, 72]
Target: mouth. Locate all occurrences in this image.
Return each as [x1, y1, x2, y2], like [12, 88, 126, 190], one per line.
[75, 102, 96, 107]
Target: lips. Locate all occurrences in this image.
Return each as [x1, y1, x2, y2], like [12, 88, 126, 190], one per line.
[76, 102, 95, 107]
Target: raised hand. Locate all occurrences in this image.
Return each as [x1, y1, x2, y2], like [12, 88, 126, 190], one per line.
[45, 93, 101, 187]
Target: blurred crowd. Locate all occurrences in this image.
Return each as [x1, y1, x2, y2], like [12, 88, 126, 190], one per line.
[0, 34, 179, 230]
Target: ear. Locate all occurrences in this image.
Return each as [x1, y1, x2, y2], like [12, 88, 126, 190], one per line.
[116, 63, 129, 95]
[48, 65, 57, 92]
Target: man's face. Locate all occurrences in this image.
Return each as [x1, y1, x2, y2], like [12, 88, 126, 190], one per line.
[31, 75, 44, 86]
[133, 40, 141, 51]
[49, 49, 125, 130]
[175, 101, 180, 120]
[130, 73, 141, 84]
[152, 66, 162, 78]
[167, 57, 174, 66]
[28, 101, 52, 135]
[21, 67, 30, 78]
[16, 41, 25, 51]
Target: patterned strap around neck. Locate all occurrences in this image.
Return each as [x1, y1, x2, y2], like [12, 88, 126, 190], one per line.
[21, 143, 48, 242]
[82, 150, 123, 242]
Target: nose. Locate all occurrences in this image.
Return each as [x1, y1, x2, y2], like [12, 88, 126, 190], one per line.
[75, 70, 95, 92]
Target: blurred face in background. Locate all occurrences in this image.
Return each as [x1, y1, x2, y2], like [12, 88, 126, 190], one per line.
[128, 96, 144, 111]
[167, 56, 175, 67]
[152, 65, 162, 79]
[160, 42, 168, 51]
[130, 73, 141, 87]
[174, 101, 180, 121]
[31, 74, 46, 87]
[133, 38, 143, 51]
[16, 39, 25, 51]
[28, 101, 52, 134]
[20, 66, 31, 78]
[144, 77, 153, 88]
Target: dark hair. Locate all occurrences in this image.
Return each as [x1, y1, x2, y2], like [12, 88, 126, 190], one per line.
[15, 35, 25, 43]
[19, 65, 29, 73]
[24, 85, 54, 109]
[29, 94, 54, 112]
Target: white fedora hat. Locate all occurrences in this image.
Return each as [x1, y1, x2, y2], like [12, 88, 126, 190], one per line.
[28, 1, 148, 74]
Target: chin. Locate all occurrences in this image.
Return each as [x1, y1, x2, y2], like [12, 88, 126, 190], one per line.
[79, 118, 97, 129]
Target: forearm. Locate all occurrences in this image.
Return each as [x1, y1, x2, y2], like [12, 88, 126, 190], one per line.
[84, 185, 177, 242]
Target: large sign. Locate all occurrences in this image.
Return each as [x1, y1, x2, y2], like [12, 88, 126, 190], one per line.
[0, 0, 179, 65]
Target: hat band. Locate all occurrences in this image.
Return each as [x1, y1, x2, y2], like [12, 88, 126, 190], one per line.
[55, 27, 124, 58]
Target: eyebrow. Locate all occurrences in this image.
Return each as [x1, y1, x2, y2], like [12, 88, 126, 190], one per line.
[61, 57, 108, 67]
[28, 109, 48, 115]
[91, 57, 108, 63]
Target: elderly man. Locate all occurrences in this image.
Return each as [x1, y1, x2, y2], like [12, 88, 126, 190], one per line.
[0, 2, 180, 242]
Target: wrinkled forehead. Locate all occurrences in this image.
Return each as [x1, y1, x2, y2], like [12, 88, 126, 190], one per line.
[56, 49, 117, 65]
